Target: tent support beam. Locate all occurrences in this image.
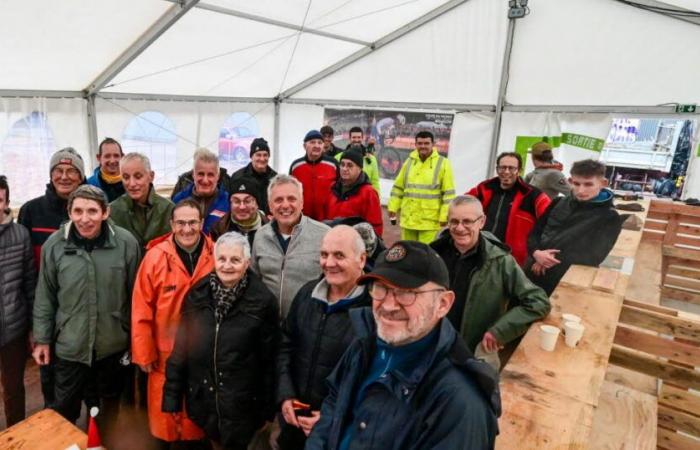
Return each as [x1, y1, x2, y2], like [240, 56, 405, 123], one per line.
[0, 90, 84, 98]
[86, 95, 99, 162]
[615, 0, 700, 27]
[273, 98, 281, 172]
[278, 0, 472, 100]
[85, 0, 200, 96]
[188, 1, 372, 47]
[504, 104, 698, 114]
[487, 15, 517, 177]
[97, 92, 273, 103]
[283, 97, 494, 112]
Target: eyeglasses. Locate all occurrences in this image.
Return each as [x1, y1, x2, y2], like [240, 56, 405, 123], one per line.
[448, 215, 483, 228]
[52, 167, 81, 178]
[172, 219, 201, 229]
[496, 165, 519, 173]
[369, 282, 445, 307]
[231, 198, 256, 207]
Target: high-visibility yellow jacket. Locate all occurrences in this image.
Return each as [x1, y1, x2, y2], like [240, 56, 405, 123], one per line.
[388, 149, 456, 230]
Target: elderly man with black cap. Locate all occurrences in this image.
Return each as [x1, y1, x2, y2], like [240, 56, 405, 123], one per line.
[325, 149, 383, 237]
[210, 176, 269, 245]
[289, 130, 338, 221]
[32, 185, 141, 438]
[305, 240, 501, 450]
[230, 137, 277, 214]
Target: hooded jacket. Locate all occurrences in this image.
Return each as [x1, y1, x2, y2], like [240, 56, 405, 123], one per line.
[431, 231, 550, 352]
[87, 167, 126, 203]
[0, 214, 37, 347]
[251, 215, 330, 318]
[33, 221, 141, 365]
[523, 164, 571, 200]
[289, 155, 338, 221]
[131, 233, 214, 441]
[162, 271, 278, 450]
[526, 189, 627, 294]
[172, 184, 230, 234]
[305, 308, 501, 450]
[109, 186, 174, 251]
[467, 177, 551, 266]
[325, 172, 383, 236]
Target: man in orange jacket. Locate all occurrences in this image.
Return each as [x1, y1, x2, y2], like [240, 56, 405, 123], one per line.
[131, 199, 215, 448]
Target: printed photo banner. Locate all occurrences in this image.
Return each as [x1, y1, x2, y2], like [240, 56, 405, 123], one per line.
[323, 108, 454, 180]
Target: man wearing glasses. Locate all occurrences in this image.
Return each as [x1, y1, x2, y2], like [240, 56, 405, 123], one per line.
[210, 177, 268, 245]
[430, 196, 550, 370]
[305, 241, 500, 450]
[467, 152, 550, 266]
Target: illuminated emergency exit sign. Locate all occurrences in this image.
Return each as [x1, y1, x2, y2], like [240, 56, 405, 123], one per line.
[676, 104, 697, 114]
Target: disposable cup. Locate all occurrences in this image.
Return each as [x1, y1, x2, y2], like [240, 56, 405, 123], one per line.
[539, 325, 560, 351]
[561, 313, 581, 325]
[564, 321, 585, 348]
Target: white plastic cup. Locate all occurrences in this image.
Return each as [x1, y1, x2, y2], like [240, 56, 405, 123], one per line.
[561, 313, 581, 325]
[564, 321, 585, 348]
[539, 325, 561, 351]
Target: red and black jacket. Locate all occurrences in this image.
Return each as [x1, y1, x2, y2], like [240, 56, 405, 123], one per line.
[289, 155, 338, 221]
[18, 184, 70, 270]
[325, 172, 383, 237]
[467, 177, 551, 266]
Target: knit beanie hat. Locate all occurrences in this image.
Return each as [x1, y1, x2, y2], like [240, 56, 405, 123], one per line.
[304, 130, 323, 143]
[340, 149, 364, 169]
[250, 138, 270, 157]
[229, 176, 261, 207]
[50, 147, 85, 179]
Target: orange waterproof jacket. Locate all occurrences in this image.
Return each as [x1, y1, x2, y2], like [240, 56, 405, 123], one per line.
[131, 233, 214, 441]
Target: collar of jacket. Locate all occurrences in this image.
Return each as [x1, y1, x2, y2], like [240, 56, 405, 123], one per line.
[311, 277, 368, 311]
[62, 220, 116, 249]
[409, 148, 440, 163]
[121, 184, 156, 209]
[565, 188, 614, 209]
[184, 268, 266, 314]
[44, 183, 73, 210]
[245, 162, 276, 178]
[332, 171, 370, 198]
[433, 230, 510, 266]
[485, 176, 531, 196]
[272, 214, 308, 238]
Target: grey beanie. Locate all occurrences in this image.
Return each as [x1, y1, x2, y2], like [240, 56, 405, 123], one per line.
[50, 147, 85, 179]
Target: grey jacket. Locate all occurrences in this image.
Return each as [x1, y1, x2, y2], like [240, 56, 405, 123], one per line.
[0, 214, 37, 347]
[251, 215, 330, 318]
[33, 222, 141, 365]
[524, 167, 571, 199]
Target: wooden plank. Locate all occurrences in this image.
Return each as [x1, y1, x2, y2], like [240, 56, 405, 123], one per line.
[663, 276, 700, 292]
[667, 266, 700, 280]
[678, 224, 700, 237]
[609, 345, 700, 390]
[661, 287, 700, 306]
[588, 380, 657, 450]
[659, 384, 700, 417]
[663, 245, 700, 262]
[645, 211, 670, 222]
[604, 364, 658, 396]
[592, 268, 620, 293]
[613, 325, 700, 367]
[668, 235, 700, 250]
[648, 201, 678, 214]
[0, 409, 87, 450]
[657, 427, 700, 450]
[658, 404, 700, 438]
[618, 304, 700, 342]
[559, 265, 598, 289]
[623, 299, 678, 316]
[678, 215, 700, 226]
[610, 229, 645, 260]
[642, 231, 664, 241]
[624, 240, 662, 306]
[644, 220, 668, 231]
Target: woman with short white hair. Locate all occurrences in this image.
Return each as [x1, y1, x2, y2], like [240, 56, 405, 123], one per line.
[163, 232, 279, 450]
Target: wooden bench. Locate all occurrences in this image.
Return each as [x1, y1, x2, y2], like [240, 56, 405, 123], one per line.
[0, 409, 87, 449]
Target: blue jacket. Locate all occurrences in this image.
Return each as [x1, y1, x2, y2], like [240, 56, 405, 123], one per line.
[305, 308, 501, 450]
[172, 184, 230, 234]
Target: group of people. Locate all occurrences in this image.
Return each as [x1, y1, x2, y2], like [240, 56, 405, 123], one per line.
[0, 128, 625, 450]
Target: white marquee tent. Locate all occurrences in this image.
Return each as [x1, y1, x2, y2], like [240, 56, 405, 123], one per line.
[2, 0, 700, 204]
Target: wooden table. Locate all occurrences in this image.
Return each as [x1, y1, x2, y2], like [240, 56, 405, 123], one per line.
[0, 409, 87, 450]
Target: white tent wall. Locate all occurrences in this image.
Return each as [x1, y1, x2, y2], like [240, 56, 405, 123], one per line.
[290, 0, 506, 104]
[0, 97, 90, 205]
[507, 0, 700, 106]
[94, 97, 275, 185]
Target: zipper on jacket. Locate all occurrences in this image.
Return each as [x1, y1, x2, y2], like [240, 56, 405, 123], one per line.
[303, 311, 328, 400]
[490, 193, 506, 236]
[213, 322, 223, 433]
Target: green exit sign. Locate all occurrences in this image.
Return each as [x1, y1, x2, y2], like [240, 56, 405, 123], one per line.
[676, 104, 697, 113]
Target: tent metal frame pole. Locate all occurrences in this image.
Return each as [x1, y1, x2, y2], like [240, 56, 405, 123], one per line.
[86, 94, 100, 164]
[0, 90, 84, 98]
[487, 16, 517, 177]
[273, 98, 281, 173]
[97, 92, 273, 104]
[278, 0, 471, 100]
[85, 0, 200, 96]
[189, 1, 372, 47]
[503, 104, 698, 114]
[615, 0, 700, 27]
[283, 97, 494, 112]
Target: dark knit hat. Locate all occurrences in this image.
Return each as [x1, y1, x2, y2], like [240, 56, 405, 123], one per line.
[250, 138, 270, 157]
[358, 240, 450, 289]
[50, 147, 85, 179]
[340, 149, 364, 169]
[229, 176, 261, 207]
[304, 130, 323, 143]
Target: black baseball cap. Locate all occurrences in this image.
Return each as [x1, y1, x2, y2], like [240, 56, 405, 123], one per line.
[358, 240, 450, 289]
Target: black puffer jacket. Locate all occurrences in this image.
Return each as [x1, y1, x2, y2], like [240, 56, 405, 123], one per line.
[276, 278, 371, 410]
[162, 270, 279, 450]
[230, 163, 278, 214]
[0, 216, 37, 347]
[17, 184, 71, 268]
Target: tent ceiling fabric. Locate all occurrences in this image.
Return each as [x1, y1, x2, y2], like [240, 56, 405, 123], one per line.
[0, 0, 170, 91]
[507, 0, 700, 106]
[291, 0, 506, 104]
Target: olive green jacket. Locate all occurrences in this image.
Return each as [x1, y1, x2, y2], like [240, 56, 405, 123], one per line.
[33, 222, 141, 365]
[109, 186, 174, 250]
